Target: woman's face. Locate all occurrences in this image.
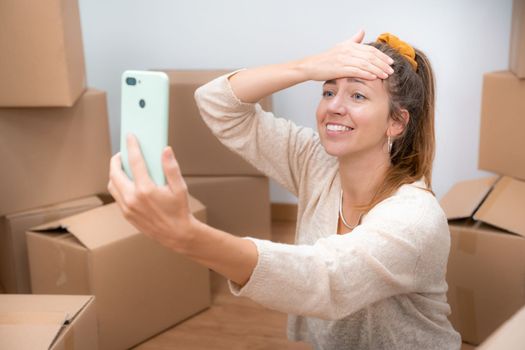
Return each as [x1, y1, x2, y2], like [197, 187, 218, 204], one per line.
[316, 77, 392, 159]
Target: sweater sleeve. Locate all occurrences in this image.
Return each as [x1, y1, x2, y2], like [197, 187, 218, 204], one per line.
[194, 70, 321, 197]
[228, 194, 444, 321]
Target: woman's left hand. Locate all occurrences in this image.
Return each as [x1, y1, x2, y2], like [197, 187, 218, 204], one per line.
[107, 134, 195, 253]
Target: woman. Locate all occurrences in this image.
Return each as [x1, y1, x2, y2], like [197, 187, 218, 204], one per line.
[108, 30, 461, 349]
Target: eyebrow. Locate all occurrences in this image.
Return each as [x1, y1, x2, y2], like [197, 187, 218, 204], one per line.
[323, 78, 368, 86]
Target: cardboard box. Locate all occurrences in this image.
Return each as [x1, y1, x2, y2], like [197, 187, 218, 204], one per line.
[478, 305, 525, 349]
[185, 176, 271, 240]
[0, 294, 97, 350]
[0, 89, 111, 215]
[164, 70, 272, 176]
[440, 176, 525, 345]
[26, 196, 210, 350]
[0, 196, 103, 294]
[478, 71, 525, 180]
[461, 343, 476, 350]
[0, 0, 86, 106]
[510, 0, 525, 78]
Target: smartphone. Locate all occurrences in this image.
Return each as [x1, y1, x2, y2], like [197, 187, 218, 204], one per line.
[120, 70, 169, 186]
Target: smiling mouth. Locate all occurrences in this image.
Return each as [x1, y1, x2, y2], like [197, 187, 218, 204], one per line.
[326, 123, 354, 133]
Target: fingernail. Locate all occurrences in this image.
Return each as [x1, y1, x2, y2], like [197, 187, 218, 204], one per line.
[389, 67, 394, 74]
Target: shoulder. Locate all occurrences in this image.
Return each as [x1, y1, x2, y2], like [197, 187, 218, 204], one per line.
[364, 179, 448, 237]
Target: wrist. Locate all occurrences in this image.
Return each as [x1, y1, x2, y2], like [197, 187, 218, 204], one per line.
[173, 215, 203, 255]
[288, 59, 310, 83]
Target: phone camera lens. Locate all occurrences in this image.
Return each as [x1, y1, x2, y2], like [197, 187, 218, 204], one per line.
[139, 99, 146, 108]
[126, 77, 137, 86]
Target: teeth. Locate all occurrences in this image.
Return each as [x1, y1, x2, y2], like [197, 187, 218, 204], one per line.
[326, 124, 352, 132]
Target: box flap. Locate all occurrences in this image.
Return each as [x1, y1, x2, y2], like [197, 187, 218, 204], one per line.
[0, 295, 93, 350]
[0, 294, 93, 319]
[440, 176, 499, 219]
[478, 305, 525, 350]
[474, 176, 525, 237]
[29, 195, 205, 250]
[29, 203, 138, 249]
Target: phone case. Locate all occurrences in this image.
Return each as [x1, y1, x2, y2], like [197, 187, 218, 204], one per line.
[120, 70, 169, 186]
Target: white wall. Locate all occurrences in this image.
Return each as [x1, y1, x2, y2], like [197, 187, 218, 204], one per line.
[78, 0, 512, 203]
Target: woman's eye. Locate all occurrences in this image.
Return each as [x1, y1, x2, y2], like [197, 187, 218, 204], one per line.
[352, 93, 366, 101]
[322, 90, 335, 98]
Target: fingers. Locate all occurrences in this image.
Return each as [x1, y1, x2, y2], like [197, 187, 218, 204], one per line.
[108, 152, 133, 204]
[126, 134, 155, 188]
[343, 45, 393, 80]
[162, 146, 188, 195]
[350, 29, 365, 44]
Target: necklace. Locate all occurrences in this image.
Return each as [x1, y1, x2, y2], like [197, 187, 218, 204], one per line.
[339, 189, 362, 230]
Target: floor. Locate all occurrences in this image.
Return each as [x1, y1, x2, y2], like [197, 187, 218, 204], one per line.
[133, 221, 312, 350]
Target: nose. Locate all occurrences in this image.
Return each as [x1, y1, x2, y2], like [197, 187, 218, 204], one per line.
[326, 93, 347, 116]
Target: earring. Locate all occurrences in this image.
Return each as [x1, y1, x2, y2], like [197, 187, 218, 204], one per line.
[388, 136, 393, 153]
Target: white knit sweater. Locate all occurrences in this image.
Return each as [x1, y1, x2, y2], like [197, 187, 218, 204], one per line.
[194, 72, 461, 350]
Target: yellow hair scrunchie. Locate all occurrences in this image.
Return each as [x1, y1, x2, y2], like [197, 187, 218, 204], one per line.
[376, 33, 417, 71]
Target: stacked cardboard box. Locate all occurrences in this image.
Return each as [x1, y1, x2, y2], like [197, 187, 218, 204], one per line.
[441, 1, 525, 346]
[164, 70, 272, 241]
[0, 0, 86, 107]
[0, 0, 111, 293]
[509, 0, 525, 78]
[1, 1, 212, 349]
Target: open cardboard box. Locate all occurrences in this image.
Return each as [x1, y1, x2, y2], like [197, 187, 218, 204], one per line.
[26, 196, 211, 350]
[0, 294, 97, 350]
[477, 304, 525, 350]
[440, 176, 525, 345]
[0, 196, 103, 293]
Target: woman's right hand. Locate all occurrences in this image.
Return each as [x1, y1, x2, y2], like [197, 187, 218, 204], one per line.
[296, 30, 394, 82]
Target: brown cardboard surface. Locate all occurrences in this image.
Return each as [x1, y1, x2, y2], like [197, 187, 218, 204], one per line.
[186, 176, 271, 240]
[0, 0, 86, 106]
[439, 176, 498, 220]
[164, 70, 272, 176]
[461, 342, 476, 350]
[510, 0, 525, 78]
[27, 196, 210, 350]
[478, 71, 525, 180]
[0, 196, 102, 293]
[477, 305, 525, 349]
[447, 224, 525, 345]
[442, 177, 525, 344]
[474, 176, 525, 237]
[0, 89, 111, 215]
[0, 294, 97, 350]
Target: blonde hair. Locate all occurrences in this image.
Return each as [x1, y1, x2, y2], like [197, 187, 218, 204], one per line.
[355, 41, 436, 213]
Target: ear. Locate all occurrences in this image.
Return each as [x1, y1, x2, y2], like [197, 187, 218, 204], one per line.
[388, 109, 410, 138]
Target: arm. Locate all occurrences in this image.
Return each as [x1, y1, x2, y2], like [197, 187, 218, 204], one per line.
[194, 31, 394, 196]
[108, 134, 257, 286]
[226, 196, 444, 320]
[227, 29, 394, 103]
